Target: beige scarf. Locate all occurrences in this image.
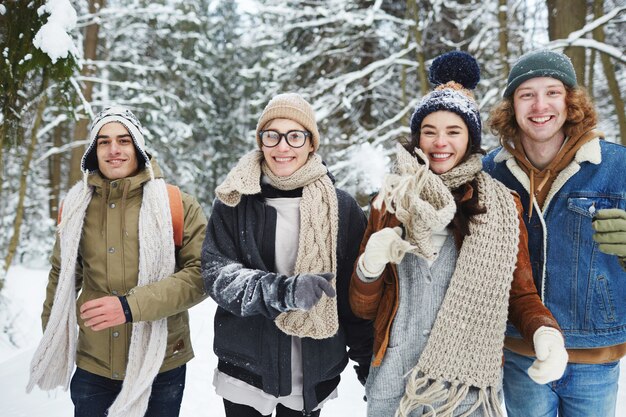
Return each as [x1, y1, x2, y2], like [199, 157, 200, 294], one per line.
[378, 145, 520, 417]
[216, 151, 339, 339]
[27, 177, 175, 417]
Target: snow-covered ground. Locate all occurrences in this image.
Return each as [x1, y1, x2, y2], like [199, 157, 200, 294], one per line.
[1, 265, 624, 416]
[0, 266, 365, 416]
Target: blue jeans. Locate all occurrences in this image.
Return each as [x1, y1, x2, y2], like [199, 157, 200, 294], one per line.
[70, 365, 186, 417]
[503, 349, 619, 417]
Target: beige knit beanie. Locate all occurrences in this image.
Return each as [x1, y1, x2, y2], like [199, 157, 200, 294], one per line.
[255, 93, 320, 151]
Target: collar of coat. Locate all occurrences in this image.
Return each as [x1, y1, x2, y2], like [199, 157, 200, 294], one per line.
[88, 157, 164, 192]
[492, 137, 602, 212]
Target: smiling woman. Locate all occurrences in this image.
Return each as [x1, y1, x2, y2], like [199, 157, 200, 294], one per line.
[202, 92, 372, 417]
[259, 118, 314, 177]
[417, 111, 469, 175]
[349, 51, 566, 417]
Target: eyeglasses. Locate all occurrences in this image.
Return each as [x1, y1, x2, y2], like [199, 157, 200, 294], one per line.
[259, 130, 311, 148]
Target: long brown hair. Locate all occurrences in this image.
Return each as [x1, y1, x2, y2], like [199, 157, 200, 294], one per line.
[489, 86, 598, 143]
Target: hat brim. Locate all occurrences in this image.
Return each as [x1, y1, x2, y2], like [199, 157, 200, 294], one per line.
[503, 69, 576, 97]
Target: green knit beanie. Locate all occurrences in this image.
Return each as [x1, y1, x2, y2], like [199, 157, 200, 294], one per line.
[503, 50, 577, 97]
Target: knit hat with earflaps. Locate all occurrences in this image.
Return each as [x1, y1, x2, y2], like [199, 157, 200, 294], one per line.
[410, 51, 482, 150]
[82, 106, 152, 177]
[255, 93, 320, 151]
[503, 49, 577, 97]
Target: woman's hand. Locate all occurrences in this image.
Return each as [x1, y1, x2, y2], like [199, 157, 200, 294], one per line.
[358, 227, 415, 278]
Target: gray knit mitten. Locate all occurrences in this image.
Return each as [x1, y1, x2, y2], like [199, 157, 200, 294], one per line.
[288, 273, 336, 311]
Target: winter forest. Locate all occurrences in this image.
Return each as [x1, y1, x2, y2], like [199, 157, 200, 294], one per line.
[1, 0, 625, 286]
[1, 0, 626, 415]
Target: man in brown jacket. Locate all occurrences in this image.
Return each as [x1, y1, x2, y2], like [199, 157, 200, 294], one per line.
[27, 106, 207, 417]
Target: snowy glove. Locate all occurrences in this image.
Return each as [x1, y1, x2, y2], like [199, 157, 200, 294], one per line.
[358, 227, 416, 278]
[528, 326, 568, 384]
[288, 273, 336, 311]
[592, 209, 626, 262]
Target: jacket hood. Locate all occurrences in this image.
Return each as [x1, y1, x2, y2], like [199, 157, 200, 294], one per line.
[82, 106, 152, 174]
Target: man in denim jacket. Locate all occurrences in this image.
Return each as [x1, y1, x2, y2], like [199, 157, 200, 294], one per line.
[483, 49, 626, 417]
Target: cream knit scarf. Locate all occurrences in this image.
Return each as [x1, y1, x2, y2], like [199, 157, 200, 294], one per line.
[216, 150, 339, 339]
[27, 177, 175, 417]
[378, 145, 519, 417]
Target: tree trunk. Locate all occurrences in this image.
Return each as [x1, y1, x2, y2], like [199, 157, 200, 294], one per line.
[69, 0, 104, 185]
[400, 29, 411, 126]
[409, 0, 428, 95]
[0, 129, 5, 211]
[546, 0, 587, 86]
[355, 0, 375, 131]
[359, 36, 375, 130]
[592, 0, 625, 145]
[587, 48, 595, 96]
[0, 126, 5, 291]
[498, 0, 510, 78]
[3, 74, 48, 275]
[48, 124, 64, 220]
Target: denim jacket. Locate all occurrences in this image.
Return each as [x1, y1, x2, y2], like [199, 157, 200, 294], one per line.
[484, 138, 626, 348]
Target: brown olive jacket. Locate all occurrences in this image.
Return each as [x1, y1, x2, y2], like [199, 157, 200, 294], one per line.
[349, 193, 561, 367]
[42, 161, 207, 380]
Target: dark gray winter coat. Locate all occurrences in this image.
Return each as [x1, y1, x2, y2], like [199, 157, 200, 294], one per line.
[201, 184, 372, 414]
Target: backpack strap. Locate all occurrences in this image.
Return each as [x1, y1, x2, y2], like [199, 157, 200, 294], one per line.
[58, 185, 185, 248]
[57, 203, 64, 225]
[166, 184, 184, 248]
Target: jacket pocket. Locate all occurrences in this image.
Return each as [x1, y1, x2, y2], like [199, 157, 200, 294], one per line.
[567, 195, 616, 218]
[213, 308, 262, 368]
[166, 312, 190, 357]
[593, 275, 616, 324]
[365, 345, 406, 400]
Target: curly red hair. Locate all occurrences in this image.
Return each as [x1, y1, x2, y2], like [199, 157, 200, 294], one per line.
[489, 86, 598, 143]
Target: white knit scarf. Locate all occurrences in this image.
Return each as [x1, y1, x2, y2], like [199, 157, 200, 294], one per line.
[27, 177, 175, 417]
[378, 145, 520, 417]
[215, 150, 339, 339]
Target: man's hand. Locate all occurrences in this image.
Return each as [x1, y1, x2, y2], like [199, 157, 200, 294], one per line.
[592, 208, 626, 257]
[80, 296, 126, 331]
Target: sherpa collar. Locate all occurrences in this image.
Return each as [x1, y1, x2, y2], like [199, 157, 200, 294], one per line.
[493, 136, 602, 212]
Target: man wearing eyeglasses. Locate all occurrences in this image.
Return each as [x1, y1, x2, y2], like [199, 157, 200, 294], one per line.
[28, 106, 207, 417]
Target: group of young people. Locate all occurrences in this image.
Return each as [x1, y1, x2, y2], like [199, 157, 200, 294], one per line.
[27, 48, 626, 417]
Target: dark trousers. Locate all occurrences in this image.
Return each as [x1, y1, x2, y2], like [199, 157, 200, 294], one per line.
[70, 365, 186, 417]
[223, 399, 322, 417]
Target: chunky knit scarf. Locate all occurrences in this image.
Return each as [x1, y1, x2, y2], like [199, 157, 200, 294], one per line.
[378, 145, 519, 417]
[27, 177, 175, 417]
[216, 151, 339, 339]
[374, 144, 456, 260]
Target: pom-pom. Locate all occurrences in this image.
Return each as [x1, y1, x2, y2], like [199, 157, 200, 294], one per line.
[428, 51, 480, 90]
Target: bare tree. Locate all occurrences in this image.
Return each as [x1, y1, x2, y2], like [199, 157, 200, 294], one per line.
[497, 0, 510, 78]
[4, 75, 49, 274]
[592, 0, 625, 144]
[68, 0, 104, 185]
[546, 0, 587, 85]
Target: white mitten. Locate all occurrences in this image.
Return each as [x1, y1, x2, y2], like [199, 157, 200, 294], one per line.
[358, 227, 415, 278]
[527, 326, 568, 384]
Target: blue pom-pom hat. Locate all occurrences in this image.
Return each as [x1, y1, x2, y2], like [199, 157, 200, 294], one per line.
[410, 51, 482, 150]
